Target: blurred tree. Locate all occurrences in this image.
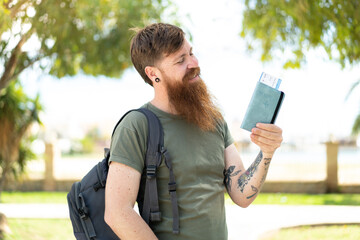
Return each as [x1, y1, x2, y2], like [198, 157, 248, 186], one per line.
[80, 127, 101, 154]
[0, 80, 42, 199]
[241, 0, 360, 135]
[0, 0, 173, 90]
[0, 0, 175, 195]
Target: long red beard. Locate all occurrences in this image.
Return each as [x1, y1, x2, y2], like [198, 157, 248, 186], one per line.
[164, 67, 223, 131]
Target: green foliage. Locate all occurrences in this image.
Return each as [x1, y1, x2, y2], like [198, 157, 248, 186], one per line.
[241, 0, 360, 69]
[0, 0, 177, 195]
[79, 127, 101, 154]
[0, 0, 175, 89]
[0, 81, 42, 129]
[11, 135, 37, 180]
[346, 79, 360, 135]
[80, 136, 95, 154]
[241, 0, 360, 135]
[352, 114, 360, 136]
[0, 80, 42, 191]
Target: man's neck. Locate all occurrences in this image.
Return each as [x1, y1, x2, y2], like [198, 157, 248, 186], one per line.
[150, 96, 178, 115]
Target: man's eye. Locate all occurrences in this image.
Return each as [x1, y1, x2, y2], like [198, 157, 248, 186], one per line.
[177, 58, 184, 64]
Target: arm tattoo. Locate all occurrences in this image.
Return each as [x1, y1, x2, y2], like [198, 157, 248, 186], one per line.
[237, 151, 263, 193]
[260, 175, 266, 185]
[246, 185, 259, 199]
[264, 158, 271, 170]
[223, 166, 241, 192]
[260, 157, 272, 185]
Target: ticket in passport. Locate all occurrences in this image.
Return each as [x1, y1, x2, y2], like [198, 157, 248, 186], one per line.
[241, 73, 285, 132]
[259, 72, 282, 89]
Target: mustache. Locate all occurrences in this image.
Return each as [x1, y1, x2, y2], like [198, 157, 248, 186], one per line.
[183, 67, 201, 82]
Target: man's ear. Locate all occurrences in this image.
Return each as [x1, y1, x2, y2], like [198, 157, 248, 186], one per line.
[145, 66, 159, 85]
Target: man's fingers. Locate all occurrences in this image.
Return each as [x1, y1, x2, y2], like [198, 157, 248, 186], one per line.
[254, 123, 282, 133]
[251, 126, 283, 142]
[250, 124, 283, 153]
[250, 135, 276, 153]
[250, 133, 282, 148]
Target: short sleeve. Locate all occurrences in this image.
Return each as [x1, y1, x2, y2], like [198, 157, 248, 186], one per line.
[222, 121, 234, 148]
[108, 111, 148, 174]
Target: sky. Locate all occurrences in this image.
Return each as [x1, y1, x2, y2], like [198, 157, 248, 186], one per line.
[21, 0, 360, 145]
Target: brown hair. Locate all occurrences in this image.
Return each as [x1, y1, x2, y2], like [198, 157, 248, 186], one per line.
[130, 23, 185, 86]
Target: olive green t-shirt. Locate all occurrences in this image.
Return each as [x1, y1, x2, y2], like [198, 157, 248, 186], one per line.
[109, 103, 234, 240]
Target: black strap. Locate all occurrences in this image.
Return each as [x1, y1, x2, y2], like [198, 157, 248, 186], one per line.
[135, 109, 179, 234]
[137, 108, 163, 224]
[75, 183, 96, 239]
[163, 148, 180, 234]
[109, 108, 179, 234]
[79, 193, 96, 239]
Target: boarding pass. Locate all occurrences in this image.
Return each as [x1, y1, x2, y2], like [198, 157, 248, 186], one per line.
[259, 72, 282, 90]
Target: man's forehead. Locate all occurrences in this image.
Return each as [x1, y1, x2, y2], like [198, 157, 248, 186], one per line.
[165, 39, 192, 59]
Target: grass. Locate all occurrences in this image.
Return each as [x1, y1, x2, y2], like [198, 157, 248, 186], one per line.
[5, 219, 74, 240]
[2, 192, 360, 205]
[5, 220, 360, 240]
[1, 192, 360, 240]
[1, 191, 68, 204]
[225, 193, 360, 206]
[262, 224, 360, 240]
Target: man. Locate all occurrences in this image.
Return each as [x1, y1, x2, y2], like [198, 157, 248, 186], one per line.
[104, 23, 283, 240]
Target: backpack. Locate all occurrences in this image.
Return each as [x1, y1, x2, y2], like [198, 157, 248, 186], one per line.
[67, 108, 180, 240]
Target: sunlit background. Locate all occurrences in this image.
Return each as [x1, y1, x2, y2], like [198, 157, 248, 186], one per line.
[1, 0, 360, 239]
[23, 0, 360, 140]
[21, 0, 359, 175]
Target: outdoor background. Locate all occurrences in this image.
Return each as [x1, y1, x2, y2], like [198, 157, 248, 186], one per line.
[1, 0, 360, 239]
[21, 0, 360, 183]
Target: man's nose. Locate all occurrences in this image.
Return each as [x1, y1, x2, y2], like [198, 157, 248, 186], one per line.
[187, 55, 199, 69]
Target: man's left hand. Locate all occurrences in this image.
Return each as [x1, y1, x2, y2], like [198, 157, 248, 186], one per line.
[250, 123, 283, 156]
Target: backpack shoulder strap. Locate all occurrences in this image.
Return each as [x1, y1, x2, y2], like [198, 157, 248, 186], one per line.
[110, 109, 139, 137]
[109, 108, 179, 234]
[135, 108, 163, 224]
[133, 109, 179, 234]
[106, 108, 163, 159]
[137, 109, 180, 234]
[108, 108, 163, 223]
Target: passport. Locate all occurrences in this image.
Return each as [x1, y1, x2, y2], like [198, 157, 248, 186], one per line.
[240, 81, 285, 132]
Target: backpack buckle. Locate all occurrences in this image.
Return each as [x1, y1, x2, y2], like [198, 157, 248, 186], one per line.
[168, 182, 177, 192]
[78, 207, 89, 220]
[150, 211, 161, 222]
[146, 165, 156, 179]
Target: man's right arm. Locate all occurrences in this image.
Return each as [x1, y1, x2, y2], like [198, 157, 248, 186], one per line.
[104, 161, 158, 240]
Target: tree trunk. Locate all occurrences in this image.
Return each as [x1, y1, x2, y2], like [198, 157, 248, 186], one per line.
[0, 118, 20, 202]
[0, 29, 33, 90]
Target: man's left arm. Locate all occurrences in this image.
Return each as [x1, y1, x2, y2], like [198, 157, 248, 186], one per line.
[224, 123, 283, 207]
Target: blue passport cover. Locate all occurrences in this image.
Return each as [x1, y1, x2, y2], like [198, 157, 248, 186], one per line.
[241, 82, 285, 132]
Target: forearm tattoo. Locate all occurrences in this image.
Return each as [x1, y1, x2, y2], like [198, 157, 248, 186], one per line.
[264, 157, 271, 169]
[237, 151, 263, 193]
[223, 166, 241, 192]
[243, 152, 273, 199]
[246, 185, 259, 199]
[259, 157, 272, 186]
[224, 151, 273, 197]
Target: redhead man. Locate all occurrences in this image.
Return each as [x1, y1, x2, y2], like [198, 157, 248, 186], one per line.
[104, 23, 283, 240]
